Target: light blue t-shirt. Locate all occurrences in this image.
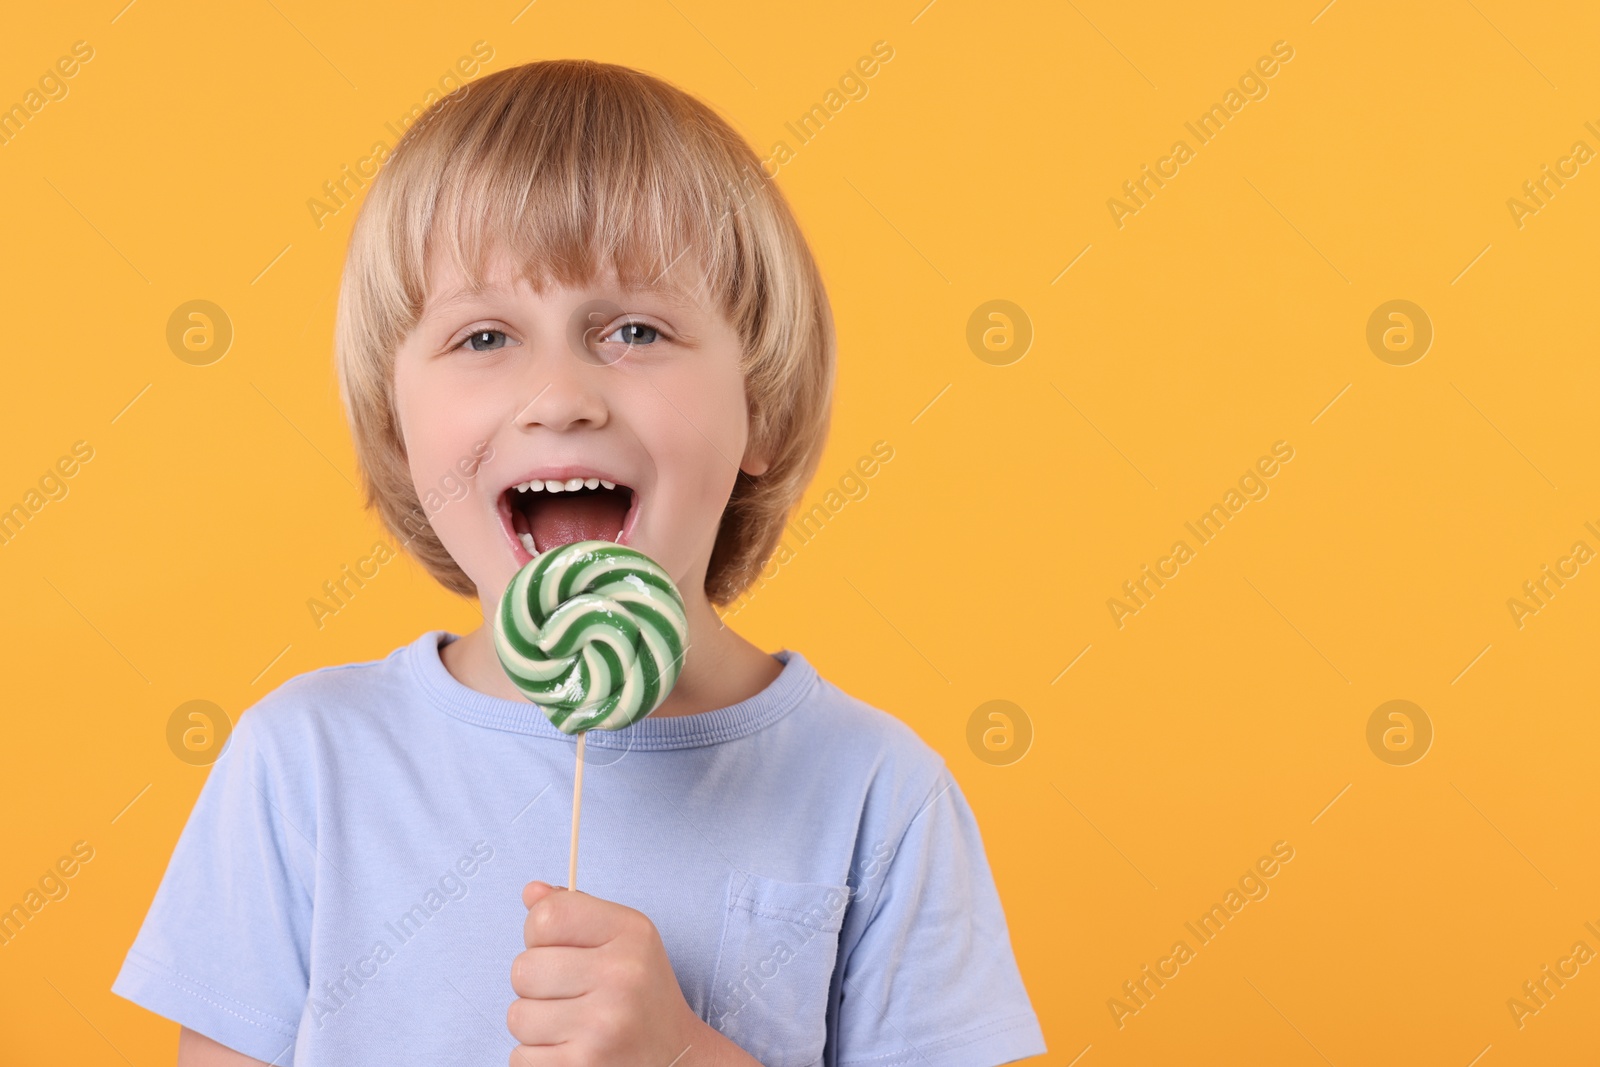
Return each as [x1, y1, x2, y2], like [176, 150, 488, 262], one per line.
[113, 630, 1046, 1067]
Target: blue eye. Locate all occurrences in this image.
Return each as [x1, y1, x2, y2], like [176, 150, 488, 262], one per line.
[603, 322, 660, 345]
[458, 329, 509, 353]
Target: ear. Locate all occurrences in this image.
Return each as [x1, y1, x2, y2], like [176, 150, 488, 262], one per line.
[739, 404, 771, 476]
[740, 439, 771, 478]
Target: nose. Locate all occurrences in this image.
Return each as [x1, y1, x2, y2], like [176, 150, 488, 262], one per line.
[510, 336, 610, 433]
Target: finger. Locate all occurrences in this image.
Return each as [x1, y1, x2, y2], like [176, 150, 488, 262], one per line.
[522, 880, 565, 910]
[507, 1045, 560, 1067]
[510, 945, 593, 1000]
[523, 889, 616, 949]
[506, 991, 589, 1047]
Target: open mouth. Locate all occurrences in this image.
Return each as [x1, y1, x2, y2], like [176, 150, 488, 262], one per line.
[499, 475, 640, 563]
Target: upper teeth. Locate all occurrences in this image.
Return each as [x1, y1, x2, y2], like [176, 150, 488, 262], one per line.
[514, 477, 616, 493]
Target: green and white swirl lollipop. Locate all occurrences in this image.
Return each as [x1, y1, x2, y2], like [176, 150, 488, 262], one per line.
[494, 539, 689, 734]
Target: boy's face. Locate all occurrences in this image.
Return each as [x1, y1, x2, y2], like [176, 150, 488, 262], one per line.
[392, 239, 767, 608]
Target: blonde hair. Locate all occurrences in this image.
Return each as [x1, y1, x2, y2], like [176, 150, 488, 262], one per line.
[334, 59, 836, 606]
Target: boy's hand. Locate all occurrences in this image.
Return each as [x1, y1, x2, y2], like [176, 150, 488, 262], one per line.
[509, 880, 743, 1066]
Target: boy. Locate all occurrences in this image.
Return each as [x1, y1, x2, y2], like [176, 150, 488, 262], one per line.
[113, 59, 1046, 1067]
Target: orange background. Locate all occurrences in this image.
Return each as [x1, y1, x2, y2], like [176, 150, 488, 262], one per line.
[2, 1, 1597, 1063]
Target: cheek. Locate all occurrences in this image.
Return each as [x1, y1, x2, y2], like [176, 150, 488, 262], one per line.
[635, 361, 748, 569]
[394, 359, 493, 484]
[652, 368, 748, 484]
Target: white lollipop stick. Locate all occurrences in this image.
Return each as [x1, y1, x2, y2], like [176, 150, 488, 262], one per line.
[569, 732, 586, 891]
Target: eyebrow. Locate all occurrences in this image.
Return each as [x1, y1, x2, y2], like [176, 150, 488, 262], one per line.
[422, 276, 700, 323]
[422, 286, 504, 320]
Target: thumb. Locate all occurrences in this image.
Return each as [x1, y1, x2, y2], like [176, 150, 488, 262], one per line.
[522, 879, 566, 909]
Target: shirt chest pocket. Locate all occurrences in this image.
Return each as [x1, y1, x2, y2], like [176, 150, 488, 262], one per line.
[707, 871, 852, 1067]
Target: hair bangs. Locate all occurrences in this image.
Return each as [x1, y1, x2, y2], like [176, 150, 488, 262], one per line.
[409, 72, 745, 330]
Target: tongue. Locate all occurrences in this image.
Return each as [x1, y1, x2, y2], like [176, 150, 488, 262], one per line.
[531, 493, 629, 553]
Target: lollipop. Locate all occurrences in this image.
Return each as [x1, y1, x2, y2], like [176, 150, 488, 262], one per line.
[493, 539, 688, 888]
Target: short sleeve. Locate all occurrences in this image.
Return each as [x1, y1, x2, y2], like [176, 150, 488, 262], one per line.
[111, 706, 311, 1064]
[833, 768, 1047, 1067]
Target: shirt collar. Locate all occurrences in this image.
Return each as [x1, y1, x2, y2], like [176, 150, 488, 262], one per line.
[408, 630, 816, 750]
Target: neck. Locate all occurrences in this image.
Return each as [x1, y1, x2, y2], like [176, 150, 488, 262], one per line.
[443, 587, 782, 719]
